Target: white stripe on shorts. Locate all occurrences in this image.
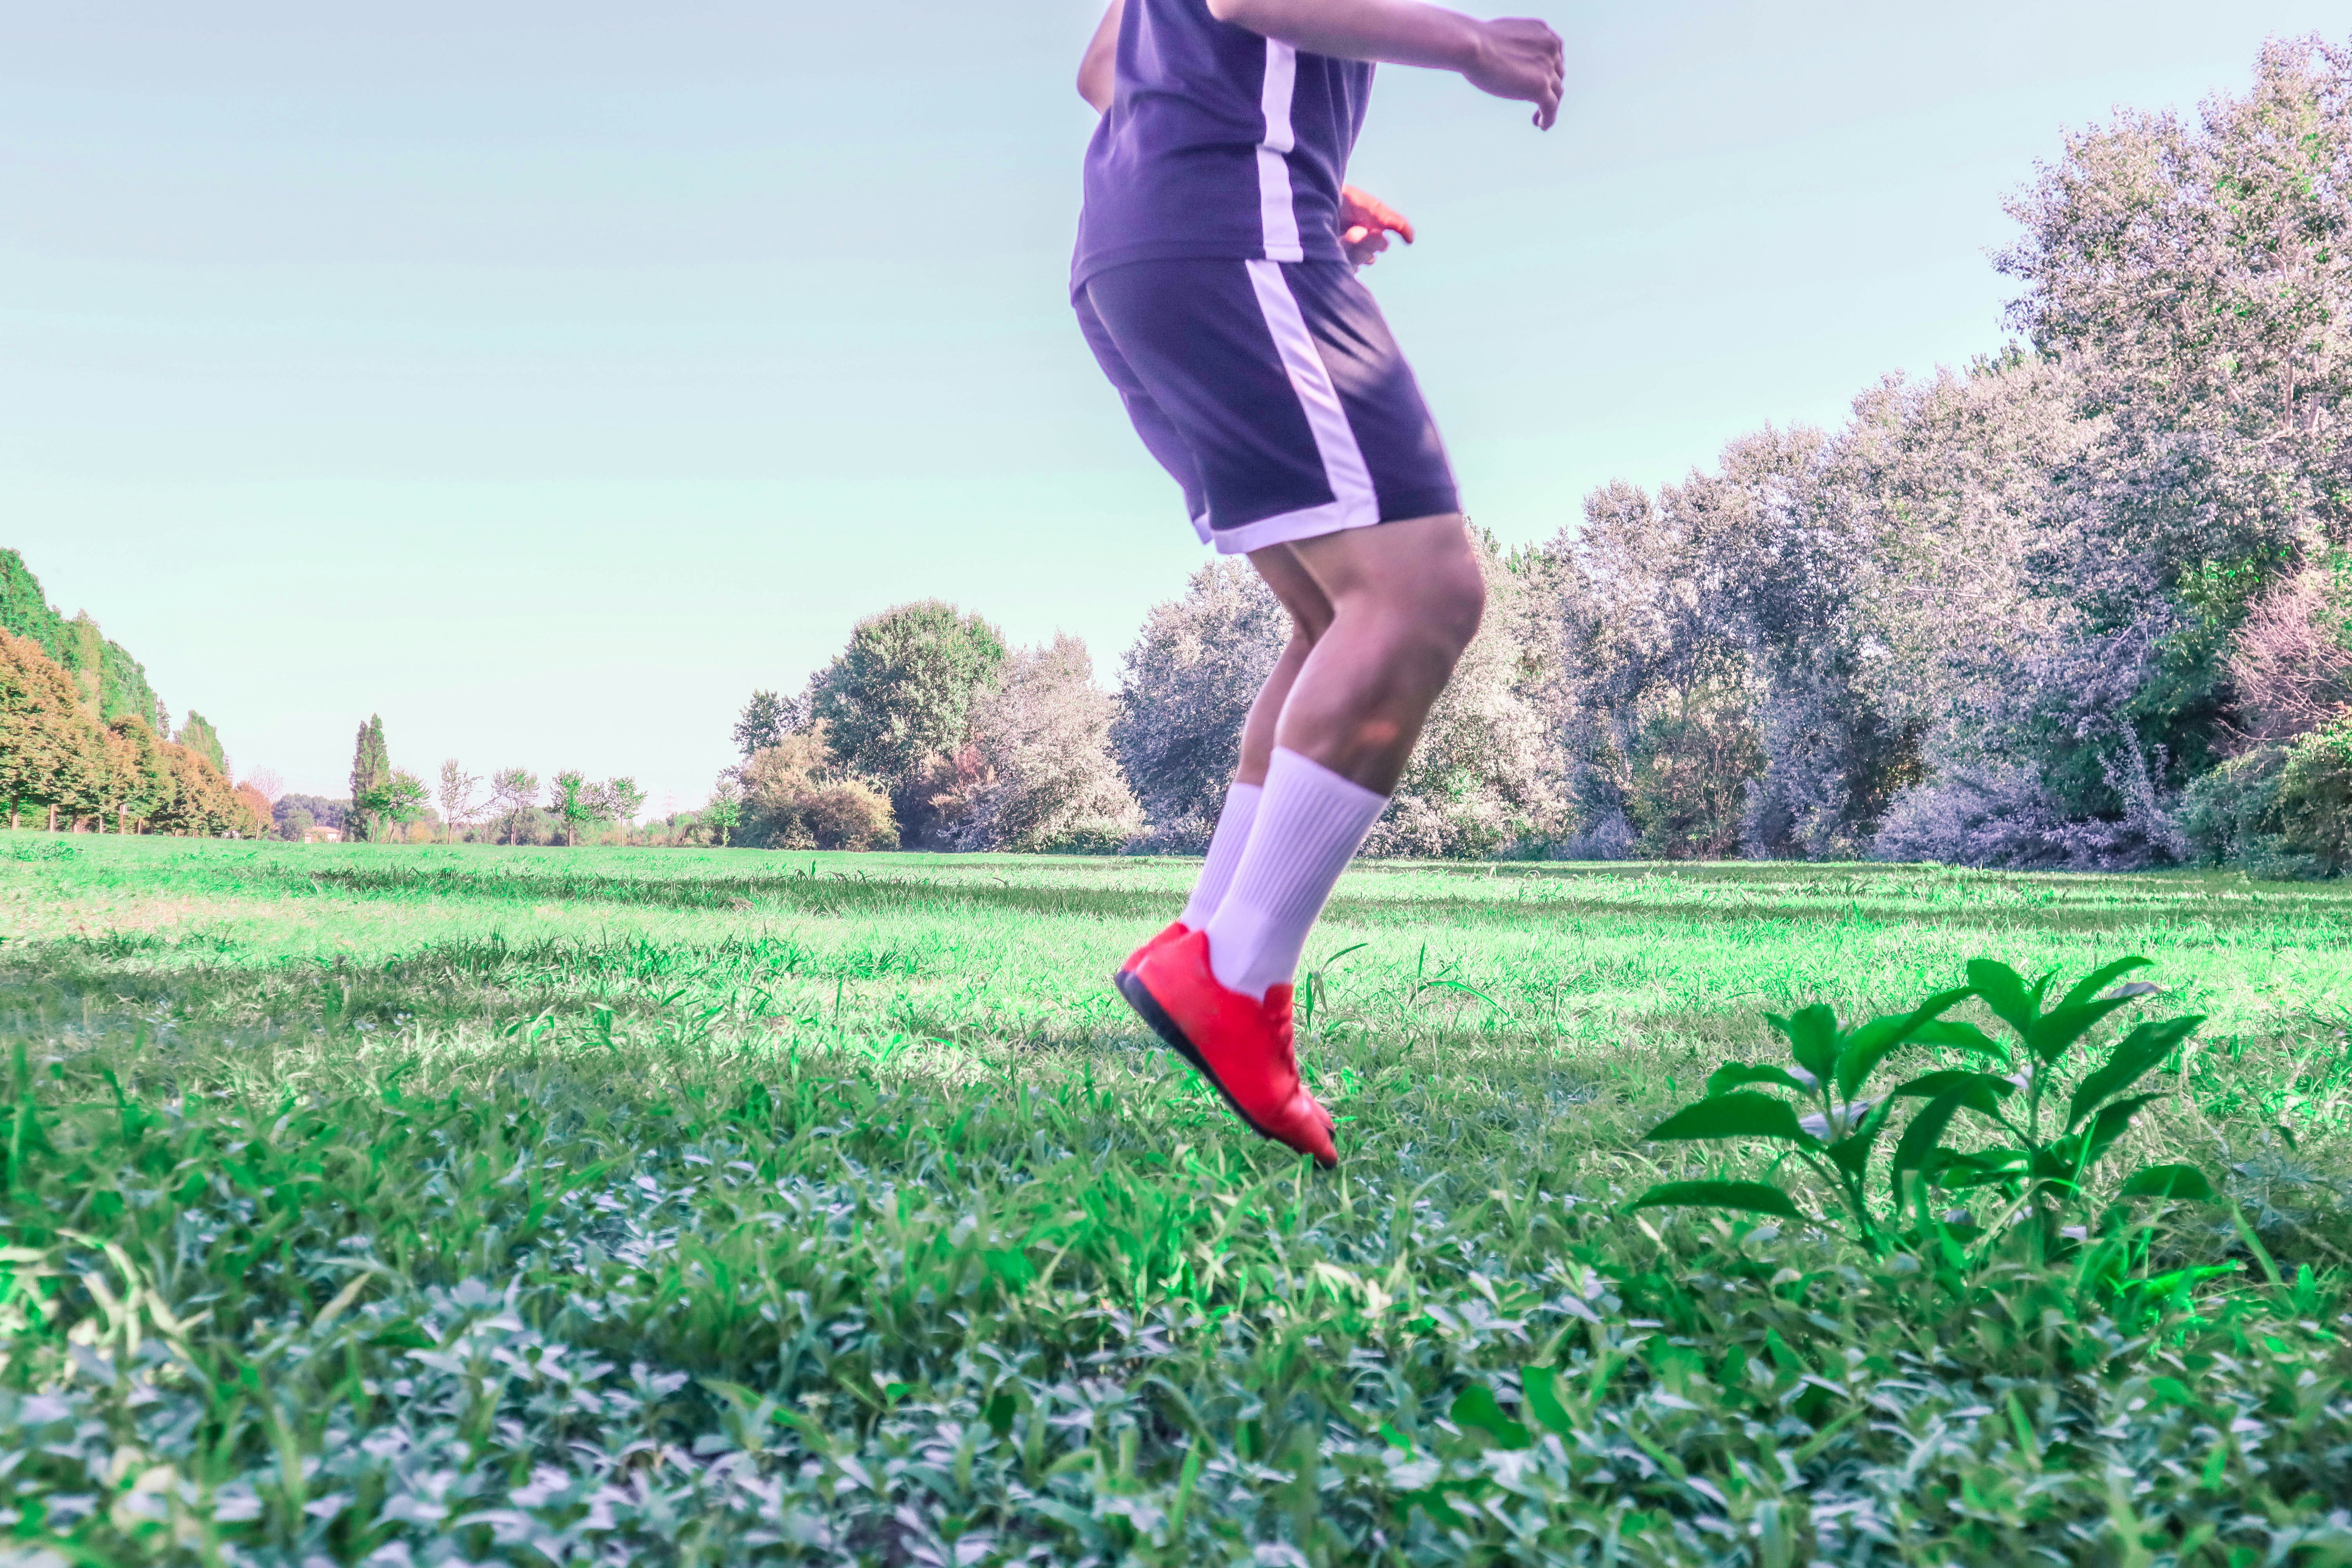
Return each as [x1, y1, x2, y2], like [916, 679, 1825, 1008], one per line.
[1255, 41, 1303, 263]
[1210, 258, 1381, 556]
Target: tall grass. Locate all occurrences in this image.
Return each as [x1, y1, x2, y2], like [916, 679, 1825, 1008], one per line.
[2, 836, 2348, 1564]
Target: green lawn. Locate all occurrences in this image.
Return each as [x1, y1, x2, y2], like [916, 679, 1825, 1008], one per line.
[3, 835, 2350, 1565]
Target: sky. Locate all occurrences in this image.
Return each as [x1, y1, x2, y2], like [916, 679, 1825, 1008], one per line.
[4, 2, 2344, 814]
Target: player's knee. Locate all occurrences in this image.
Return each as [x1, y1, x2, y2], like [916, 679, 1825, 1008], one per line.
[1414, 556, 1486, 661]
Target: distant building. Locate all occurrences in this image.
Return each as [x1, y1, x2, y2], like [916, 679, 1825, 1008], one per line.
[304, 826, 343, 843]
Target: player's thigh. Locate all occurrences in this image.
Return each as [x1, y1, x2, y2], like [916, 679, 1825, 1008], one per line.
[1290, 513, 1485, 647]
[1247, 543, 1336, 641]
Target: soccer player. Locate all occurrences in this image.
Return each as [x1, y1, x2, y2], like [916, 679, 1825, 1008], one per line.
[1076, 0, 1562, 1168]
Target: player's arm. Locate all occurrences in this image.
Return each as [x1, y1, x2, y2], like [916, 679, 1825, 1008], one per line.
[1079, 0, 1124, 113]
[1207, 0, 1564, 128]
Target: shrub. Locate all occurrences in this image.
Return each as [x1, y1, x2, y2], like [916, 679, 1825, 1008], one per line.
[1875, 746, 2185, 871]
[739, 728, 898, 851]
[797, 784, 900, 851]
[1038, 819, 1132, 855]
[2276, 719, 2352, 872]
[2175, 718, 2352, 879]
[2176, 748, 2306, 874]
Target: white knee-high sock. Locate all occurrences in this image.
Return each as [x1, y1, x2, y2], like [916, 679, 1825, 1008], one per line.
[1180, 781, 1261, 930]
[1203, 748, 1388, 1000]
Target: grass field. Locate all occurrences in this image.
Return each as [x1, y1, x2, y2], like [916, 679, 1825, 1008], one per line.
[4, 835, 2352, 1566]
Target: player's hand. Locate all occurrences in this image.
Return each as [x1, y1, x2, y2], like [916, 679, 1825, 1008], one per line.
[1338, 185, 1414, 268]
[1464, 18, 1564, 129]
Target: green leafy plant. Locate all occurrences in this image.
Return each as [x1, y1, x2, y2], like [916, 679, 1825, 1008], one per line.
[1633, 957, 2212, 1265]
[354, 766, 429, 842]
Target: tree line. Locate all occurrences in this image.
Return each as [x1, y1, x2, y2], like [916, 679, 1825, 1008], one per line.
[0, 553, 262, 835]
[715, 40, 2352, 877]
[316, 714, 650, 847]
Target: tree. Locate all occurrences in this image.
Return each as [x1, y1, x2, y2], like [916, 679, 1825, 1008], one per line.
[176, 711, 228, 776]
[0, 631, 104, 831]
[104, 717, 169, 834]
[355, 768, 429, 841]
[63, 615, 103, 710]
[1111, 560, 1289, 849]
[588, 777, 647, 834]
[810, 600, 1006, 841]
[703, 781, 743, 847]
[548, 771, 592, 847]
[489, 768, 539, 845]
[733, 690, 801, 758]
[151, 742, 243, 836]
[0, 551, 167, 730]
[953, 635, 1142, 852]
[437, 759, 483, 843]
[276, 793, 347, 834]
[348, 716, 392, 842]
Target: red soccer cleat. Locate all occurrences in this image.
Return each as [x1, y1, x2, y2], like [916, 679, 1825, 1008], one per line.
[1116, 920, 1188, 979]
[1116, 928, 1338, 1168]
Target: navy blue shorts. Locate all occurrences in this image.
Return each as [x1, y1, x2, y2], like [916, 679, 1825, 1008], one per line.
[1077, 258, 1459, 555]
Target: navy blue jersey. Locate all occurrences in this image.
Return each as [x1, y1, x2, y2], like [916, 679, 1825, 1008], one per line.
[1073, 0, 1373, 291]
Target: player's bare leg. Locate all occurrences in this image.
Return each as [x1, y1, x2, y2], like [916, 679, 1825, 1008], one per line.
[1122, 552, 1333, 974]
[1263, 514, 1484, 793]
[1122, 517, 1483, 1167]
[1235, 545, 1336, 785]
[1083, 0, 1555, 1168]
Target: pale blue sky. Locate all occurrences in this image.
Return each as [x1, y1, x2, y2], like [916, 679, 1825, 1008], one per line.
[4, 3, 2341, 811]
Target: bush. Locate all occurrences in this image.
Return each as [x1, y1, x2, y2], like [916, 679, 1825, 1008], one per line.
[2174, 719, 2352, 879]
[738, 729, 898, 851]
[1875, 745, 2186, 871]
[2277, 720, 2352, 873]
[2176, 749, 2298, 871]
[796, 784, 900, 851]
[1037, 819, 1132, 855]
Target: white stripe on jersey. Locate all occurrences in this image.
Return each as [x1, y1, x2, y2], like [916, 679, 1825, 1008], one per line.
[1254, 41, 1304, 263]
[1240, 257, 1378, 547]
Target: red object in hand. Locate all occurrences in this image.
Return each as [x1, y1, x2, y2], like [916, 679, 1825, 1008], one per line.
[1118, 928, 1338, 1168]
[1338, 184, 1414, 268]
